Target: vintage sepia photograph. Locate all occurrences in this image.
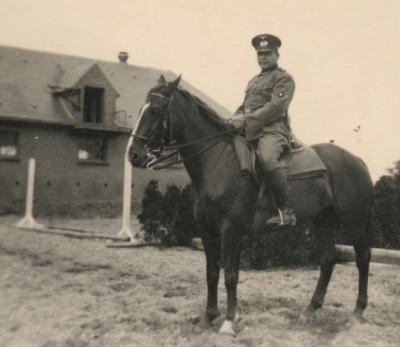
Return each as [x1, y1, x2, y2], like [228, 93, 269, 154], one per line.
[0, 1, 399, 346]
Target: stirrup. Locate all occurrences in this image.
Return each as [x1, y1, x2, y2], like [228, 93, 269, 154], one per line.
[266, 208, 296, 226]
[278, 209, 283, 225]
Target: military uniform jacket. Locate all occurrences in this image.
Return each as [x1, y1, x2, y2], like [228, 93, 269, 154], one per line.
[236, 66, 295, 142]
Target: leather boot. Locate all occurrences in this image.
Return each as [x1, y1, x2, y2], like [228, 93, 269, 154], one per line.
[265, 168, 296, 226]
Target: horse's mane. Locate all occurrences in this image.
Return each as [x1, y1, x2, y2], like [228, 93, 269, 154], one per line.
[177, 89, 229, 131]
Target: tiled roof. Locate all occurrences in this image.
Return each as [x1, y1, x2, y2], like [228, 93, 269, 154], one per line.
[57, 64, 93, 89]
[0, 45, 231, 128]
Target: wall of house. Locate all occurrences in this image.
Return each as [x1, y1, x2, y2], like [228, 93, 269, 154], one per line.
[0, 122, 190, 212]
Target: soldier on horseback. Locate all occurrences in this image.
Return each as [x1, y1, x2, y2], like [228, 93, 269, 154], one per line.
[227, 33, 296, 226]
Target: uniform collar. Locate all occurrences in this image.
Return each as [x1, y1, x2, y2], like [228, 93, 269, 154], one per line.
[260, 64, 278, 75]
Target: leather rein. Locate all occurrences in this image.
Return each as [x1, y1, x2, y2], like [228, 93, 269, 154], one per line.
[133, 92, 235, 170]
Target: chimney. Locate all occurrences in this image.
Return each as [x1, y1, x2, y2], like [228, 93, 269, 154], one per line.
[118, 51, 129, 63]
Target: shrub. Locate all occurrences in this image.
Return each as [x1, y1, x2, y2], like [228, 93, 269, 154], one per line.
[140, 159, 400, 267]
[176, 184, 199, 241]
[160, 184, 182, 246]
[138, 180, 164, 243]
[139, 181, 197, 247]
[370, 175, 400, 249]
[241, 224, 319, 269]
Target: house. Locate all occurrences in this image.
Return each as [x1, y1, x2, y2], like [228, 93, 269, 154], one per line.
[0, 45, 231, 214]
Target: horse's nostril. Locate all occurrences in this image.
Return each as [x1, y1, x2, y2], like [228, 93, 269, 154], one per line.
[130, 151, 138, 162]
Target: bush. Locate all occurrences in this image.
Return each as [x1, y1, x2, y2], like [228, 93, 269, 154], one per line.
[140, 158, 400, 266]
[241, 224, 319, 269]
[370, 175, 400, 249]
[138, 180, 164, 243]
[139, 181, 197, 246]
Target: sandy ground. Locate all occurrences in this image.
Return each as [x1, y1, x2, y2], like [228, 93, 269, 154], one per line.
[0, 215, 399, 347]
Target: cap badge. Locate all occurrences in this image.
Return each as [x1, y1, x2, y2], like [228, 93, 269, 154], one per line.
[259, 39, 268, 47]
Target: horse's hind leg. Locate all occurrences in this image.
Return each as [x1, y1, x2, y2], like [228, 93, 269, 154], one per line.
[353, 237, 371, 320]
[303, 223, 336, 318]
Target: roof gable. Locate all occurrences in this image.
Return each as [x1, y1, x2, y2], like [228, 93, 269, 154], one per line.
[55, 63, 119, 96]
[57, 63, 92, 89]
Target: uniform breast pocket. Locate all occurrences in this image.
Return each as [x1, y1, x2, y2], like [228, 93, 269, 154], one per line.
[256, 88, 272, 101]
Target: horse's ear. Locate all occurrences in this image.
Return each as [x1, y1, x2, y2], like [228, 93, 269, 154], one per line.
[158, 74, 167, 86]
[169, 75, 182, 90]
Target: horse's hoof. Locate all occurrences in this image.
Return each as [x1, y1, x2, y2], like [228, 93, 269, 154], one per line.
[198, 316, 214, 329]
[352, 308, 366, 321]
[218, 313, 239, 336]
[219, 319, 235, 336]
[298, 309, 314, 324]
[206, 309, 221, 322]
[345, 316, 359, 329]
[346, 310, 366, 328]
[298, 313, 308, 324]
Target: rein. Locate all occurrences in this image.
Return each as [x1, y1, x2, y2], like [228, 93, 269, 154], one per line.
[145, 129, 235, 170]
[133, 91, 235, 170]
[148, 138, 222, 170]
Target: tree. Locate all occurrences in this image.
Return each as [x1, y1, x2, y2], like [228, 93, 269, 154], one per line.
[372, 175, 400, 249]
[138, 180, 164, 242]
[139, 181, 197, 247]
[160, 184, 182, 246]
[175, 184, 198, 245]
[387, 160, 400, 228]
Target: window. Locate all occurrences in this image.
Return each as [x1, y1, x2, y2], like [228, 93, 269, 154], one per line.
[0, 130, 19, 158]
[83, 87, 104, 123]
[78, 135, 107, 162]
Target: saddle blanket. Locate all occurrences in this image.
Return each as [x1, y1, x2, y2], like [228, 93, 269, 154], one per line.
[232, 136, 327, 180]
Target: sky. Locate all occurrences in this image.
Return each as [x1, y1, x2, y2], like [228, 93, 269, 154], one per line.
[1, 0, 399, 180]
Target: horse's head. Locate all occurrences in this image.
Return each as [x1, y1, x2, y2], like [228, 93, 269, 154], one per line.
[129, 74, 182, 168]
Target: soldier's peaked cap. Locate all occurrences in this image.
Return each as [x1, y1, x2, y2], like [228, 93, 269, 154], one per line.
[251, 34, 281, 52]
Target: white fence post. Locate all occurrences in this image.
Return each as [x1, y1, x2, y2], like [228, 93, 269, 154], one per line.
[16, 158, 44, 229]
[117, 135, 140, 243]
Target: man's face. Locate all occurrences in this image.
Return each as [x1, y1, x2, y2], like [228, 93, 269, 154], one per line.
[257, 50, 279, 70]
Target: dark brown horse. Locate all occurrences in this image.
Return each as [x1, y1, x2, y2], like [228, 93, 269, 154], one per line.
[129, 75, 373, 335]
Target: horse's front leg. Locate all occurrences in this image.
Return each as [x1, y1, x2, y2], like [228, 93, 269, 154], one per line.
[219, 219, 243, 335]
[201, 232, 221, 326]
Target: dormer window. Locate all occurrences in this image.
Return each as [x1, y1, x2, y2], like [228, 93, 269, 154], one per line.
[83, 87, 104, 123]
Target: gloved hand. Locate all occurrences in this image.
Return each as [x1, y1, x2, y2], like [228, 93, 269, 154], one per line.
[226, 113, 245, 130]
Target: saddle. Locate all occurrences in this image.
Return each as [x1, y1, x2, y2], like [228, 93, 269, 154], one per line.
[233, 136, 330, 232]
[232, 135, 327, 182]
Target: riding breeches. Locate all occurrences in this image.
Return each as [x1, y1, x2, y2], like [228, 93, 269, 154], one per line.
[254, 133, 289, 173]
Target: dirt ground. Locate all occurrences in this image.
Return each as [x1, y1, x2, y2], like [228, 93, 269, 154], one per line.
[0, 215, 399, 347]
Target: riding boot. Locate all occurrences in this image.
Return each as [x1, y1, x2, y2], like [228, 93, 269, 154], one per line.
[265, 168, 296, 226]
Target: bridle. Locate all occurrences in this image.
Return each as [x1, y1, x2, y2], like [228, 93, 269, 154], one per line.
[132, 90, 235, 170]
[132, 92, 174, 145]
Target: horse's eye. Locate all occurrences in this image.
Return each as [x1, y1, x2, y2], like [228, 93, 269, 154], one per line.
[150, 103, 163, 114]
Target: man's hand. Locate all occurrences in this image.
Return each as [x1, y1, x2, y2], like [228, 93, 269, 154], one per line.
[226, 113, 245, 130]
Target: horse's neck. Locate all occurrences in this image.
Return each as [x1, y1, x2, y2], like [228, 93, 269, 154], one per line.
[178, 120, 239, 199]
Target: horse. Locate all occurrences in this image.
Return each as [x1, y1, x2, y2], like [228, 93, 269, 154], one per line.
[128, 75, 373, 335]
